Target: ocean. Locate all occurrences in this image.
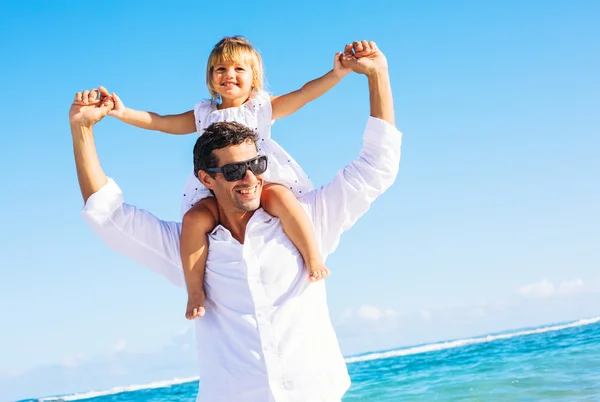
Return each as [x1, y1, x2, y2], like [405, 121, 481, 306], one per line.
[21, 317, 600, 402]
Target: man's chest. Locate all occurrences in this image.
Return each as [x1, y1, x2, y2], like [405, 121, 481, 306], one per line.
[204, 217, 306, 310]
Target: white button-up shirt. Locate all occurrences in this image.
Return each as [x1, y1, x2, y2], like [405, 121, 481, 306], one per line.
[81, 117, 402, 402]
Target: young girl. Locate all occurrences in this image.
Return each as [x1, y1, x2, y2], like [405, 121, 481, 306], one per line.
[108, 36, 351, 319]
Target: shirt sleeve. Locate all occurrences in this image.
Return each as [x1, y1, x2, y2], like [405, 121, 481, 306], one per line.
[299, 117, 402, 257]
[80, 178, 185, 287]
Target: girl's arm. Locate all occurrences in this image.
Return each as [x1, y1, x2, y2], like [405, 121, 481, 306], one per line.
[109, 92, 196, 135]
[271, 52, 351, 120]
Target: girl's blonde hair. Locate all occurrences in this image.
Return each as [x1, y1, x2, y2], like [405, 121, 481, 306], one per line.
[206, 36, 265, 101]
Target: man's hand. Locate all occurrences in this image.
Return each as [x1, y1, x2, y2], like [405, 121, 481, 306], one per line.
[341, 40, 388, 76]
[69, 86, 114, 128]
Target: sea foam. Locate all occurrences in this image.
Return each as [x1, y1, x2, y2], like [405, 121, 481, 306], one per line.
[345, 316, 600, 363]
[38, 377, 199, 401]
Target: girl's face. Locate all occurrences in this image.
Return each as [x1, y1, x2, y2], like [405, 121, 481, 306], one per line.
[211, 60, 253, 100]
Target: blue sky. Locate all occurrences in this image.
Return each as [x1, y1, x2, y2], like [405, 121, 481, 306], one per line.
[1, 0, 599, 400]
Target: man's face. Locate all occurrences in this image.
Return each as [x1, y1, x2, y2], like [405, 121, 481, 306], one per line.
[203, 139, 263, 213]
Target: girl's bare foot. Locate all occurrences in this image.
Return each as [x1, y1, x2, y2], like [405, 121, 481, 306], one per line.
[186, 290, 206, 319]
[307, 259, 330, 282]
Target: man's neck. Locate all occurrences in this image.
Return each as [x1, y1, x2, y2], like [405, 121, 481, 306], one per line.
[218, 208, 256, 244]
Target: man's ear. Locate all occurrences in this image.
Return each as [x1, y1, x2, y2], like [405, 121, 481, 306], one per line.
[197, 170, 215, 190]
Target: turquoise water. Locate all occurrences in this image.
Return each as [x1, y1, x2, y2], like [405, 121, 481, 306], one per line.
[24, 317, 600, 401]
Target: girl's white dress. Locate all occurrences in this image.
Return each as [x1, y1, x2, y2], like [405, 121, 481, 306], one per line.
[180, 90, 313, 217]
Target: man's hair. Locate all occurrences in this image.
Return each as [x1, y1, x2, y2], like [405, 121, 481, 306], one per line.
[193, 121, 259, 178]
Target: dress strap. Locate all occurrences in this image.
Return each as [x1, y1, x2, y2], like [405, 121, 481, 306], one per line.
[252, 89, 273, 140]
[193, 99, 214, 135]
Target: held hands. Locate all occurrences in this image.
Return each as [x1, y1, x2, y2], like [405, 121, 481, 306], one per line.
[69, 86, 127, 128]
[333, 52, 352, 79]
[341, 40, 388, 76]
[69, 87, 114, 128]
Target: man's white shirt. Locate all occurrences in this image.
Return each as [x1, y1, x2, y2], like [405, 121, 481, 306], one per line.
[82, 117, 402, 402]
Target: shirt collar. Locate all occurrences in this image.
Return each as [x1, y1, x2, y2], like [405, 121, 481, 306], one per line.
[210, 208, 275, 241]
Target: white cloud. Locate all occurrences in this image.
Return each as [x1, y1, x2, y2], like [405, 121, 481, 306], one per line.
[471, 307, 486, 318]
[335, 305, 401, 328]
[176, 325, 193, 336]
[517, 278, 595, 298]
[60, 354, 85, 369]
[355, 305, 398, 321]
[420, 310, 431, 321]
[114, 339, 127, 353]
[339, 308, 353, 321]
[558, 278, 585, 295]
[357, 305, 385, 320]
[517, 279, 555, 298]
[0, 369, 22, 381]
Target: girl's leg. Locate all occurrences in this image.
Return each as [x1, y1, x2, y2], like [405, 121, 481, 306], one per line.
[180, 197, 219, 319]
[261, 184, 330, 282]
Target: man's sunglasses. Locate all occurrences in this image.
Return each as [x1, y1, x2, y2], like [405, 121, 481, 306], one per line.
[205, 155, 268, 182]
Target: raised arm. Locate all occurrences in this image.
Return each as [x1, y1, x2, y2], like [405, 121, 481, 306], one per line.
[70, 88, 184, 286]
[270, 52, 351, 120]
[343, 41, 394, 125]
[108, 89, 196, 135]
[300, 41, 401, 256]
[70, 88, 112, 202]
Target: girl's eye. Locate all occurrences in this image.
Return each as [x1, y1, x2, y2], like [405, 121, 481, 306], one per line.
[236, 67, 245, 71]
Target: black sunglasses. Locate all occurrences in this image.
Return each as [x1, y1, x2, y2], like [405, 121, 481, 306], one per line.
[206, 155, 268, 182]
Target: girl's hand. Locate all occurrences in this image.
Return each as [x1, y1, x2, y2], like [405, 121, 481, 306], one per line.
[333, 52, 352, 79]
[107, 91, 126, 119]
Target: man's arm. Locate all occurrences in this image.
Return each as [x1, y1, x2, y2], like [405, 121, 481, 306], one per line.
[70, 88, 184, 286]
[300, 41, 401, 256]
[343, 41, 394, 125]
[70, 88, 112, 202]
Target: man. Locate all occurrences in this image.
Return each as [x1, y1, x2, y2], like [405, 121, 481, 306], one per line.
[70, 41, 401, 401]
